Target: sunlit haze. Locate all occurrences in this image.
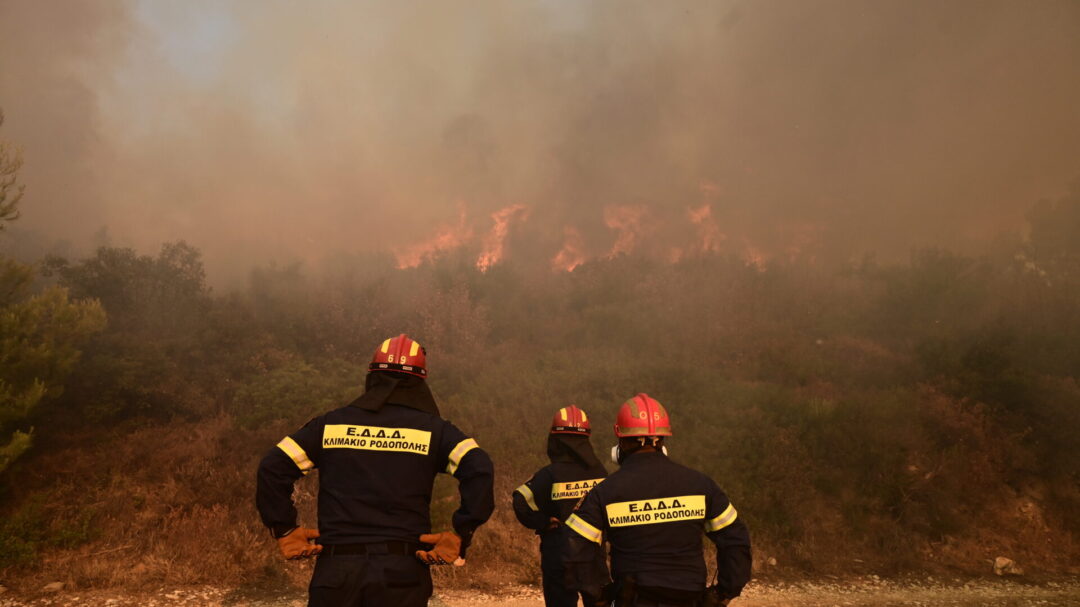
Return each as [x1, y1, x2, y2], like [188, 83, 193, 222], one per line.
[2, 0, 1079, 282]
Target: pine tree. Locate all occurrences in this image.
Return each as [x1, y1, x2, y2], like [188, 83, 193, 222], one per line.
[0, 110, 23, 229]
[0, 110, 106, 472]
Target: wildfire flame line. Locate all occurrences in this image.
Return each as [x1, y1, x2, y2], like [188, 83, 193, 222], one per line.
[552, 226, 586, 272]
[604, 205, 647, 258]
[394, 196, 814, 273]
[396, 203, 533, 271]
[688, 204, 725, 254]
[395, 205, 473, 269]
[477, 204, 529, 272]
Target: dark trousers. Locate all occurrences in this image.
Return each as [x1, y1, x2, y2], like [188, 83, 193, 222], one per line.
[540, 530, 599, 607]
[542, 562, 599, 607]
[611, 578, 702, 607]
[308, 553, 432, 607]
[617, 597, 700, 607]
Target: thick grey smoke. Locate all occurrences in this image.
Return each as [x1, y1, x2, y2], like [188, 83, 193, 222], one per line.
[2, 0, 1079, 278]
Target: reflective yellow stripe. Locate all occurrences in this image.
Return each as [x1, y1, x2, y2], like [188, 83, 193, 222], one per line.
[516, 484, 540, 512]
[560, 408, 568, 421]
[705, 503, 738, 532]
[446, 438, 479, 474]
[580, 410, 587, 422]
[409, 341, 420, 356]
[380, 339, 391, 353]
[566, 514, 602, 544]
[277, 437, 314, 475]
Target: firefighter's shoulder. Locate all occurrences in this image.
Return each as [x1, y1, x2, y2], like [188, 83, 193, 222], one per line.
[432, 417, 486, 474]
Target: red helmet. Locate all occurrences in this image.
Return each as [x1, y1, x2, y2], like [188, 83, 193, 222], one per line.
[614, 393, 672, 438]
[551, 405, 591, 435]
[369, 334, 427, 378]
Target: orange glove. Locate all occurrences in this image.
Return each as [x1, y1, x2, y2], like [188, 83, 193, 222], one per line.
[277, 527, 322, 560]
[416, 531, 463, 566]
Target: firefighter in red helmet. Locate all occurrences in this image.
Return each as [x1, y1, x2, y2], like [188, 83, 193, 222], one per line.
[563, 394, 751, 606]
[257, 334, 495, 607]
[513, 405, 609, 607]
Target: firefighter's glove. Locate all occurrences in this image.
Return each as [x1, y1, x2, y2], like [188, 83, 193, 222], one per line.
[277, 527, 322, 560]
[416, 532, 463, 566]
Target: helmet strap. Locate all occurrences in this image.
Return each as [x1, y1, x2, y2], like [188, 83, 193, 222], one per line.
[641, 436, 665, 449]
[613, 436, 666, 464]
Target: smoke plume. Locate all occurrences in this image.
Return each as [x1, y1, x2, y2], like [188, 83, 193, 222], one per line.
[2, 0, 1079, 279]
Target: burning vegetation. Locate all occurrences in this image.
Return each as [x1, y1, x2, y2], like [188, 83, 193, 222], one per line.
[392, 199, 801, 277]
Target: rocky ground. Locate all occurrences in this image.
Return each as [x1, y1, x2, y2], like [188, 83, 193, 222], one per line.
[1, 577, 1079, 607]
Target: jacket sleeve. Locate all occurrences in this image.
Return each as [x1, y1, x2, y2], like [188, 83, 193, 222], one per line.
[512, 468, 553, 532]
[437, 421, 495, 551]
[562, 485, 610, 597]
[703, 479, 752, 600]
[255, 418, 323, 538]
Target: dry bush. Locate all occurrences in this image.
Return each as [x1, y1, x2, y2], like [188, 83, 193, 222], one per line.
[5, 247, 1080, 590]
[0, 414, 543, 593]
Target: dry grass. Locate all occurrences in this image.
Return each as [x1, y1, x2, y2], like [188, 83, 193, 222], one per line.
[0, 415, 541, 592]
[0, 410, 1077, 593]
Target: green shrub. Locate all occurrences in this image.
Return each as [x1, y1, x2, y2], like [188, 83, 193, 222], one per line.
[0, 495, 99, 568]
[232, 358, 363, 428]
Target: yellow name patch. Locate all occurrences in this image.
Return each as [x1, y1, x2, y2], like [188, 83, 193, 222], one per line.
[605, 495, 706, 527]
[551, 479, 604, 501]
[322, 425, 431, 455]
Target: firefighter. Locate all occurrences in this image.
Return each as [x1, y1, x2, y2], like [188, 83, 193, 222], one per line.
[563, 394, 751, 607]
[512, 405, 609, 607]
[256, 334, 495, 607]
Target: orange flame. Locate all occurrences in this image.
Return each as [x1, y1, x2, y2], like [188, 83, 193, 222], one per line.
[688, 204, 725, 254]
[604, 205, 647, 258]
[477, 204, 529, 272]
[395, 205, 473, 269]
[552, 226, 586, 272]
[742, 243, 768, 271]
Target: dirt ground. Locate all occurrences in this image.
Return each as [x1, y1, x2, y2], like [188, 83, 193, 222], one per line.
[431, 579, 1080, 607]
[1, 578, 1079, 607]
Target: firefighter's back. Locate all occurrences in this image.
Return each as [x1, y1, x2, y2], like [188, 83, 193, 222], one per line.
[316, 403, 465, 544]
[586, 452, 715, 589]
[562, 394, 751, 606]
[257, 334, 495, 607]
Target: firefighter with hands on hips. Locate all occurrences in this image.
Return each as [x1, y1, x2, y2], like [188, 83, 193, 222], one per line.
[512, 405, 609, 607]
[563, 394, 752, 607]
[256, 334, 495, 607]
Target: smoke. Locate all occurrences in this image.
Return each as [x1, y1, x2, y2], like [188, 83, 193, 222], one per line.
[2, 0, 1079, 279]
[0, 0, 130, 249]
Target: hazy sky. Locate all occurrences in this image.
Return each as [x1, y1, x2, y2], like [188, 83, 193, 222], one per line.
[1, 0, 1078, 278]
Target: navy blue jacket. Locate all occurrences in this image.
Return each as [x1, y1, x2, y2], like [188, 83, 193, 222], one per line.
[564, 451, 751, 598]
[513, 461, 608, 533]
[256, 403, 495, 549]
